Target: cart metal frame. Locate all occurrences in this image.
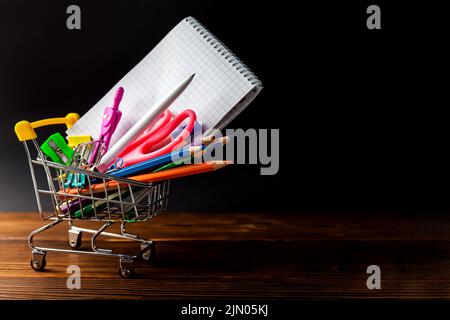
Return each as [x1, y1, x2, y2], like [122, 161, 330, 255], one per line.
[15, 114, 170, 278]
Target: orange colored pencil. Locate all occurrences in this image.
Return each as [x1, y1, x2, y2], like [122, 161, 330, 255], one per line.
[61, 160, 231, 196]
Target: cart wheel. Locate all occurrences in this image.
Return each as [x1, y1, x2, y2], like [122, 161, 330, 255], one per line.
[141, 241, 156, 262]
[68, 229, 82, 249]
[119, 258, 134, 279]
[119, 267, 134, 279]
[30, 251, 46, 271]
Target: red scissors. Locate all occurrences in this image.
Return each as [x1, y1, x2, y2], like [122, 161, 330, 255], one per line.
[115, 109, 197, 168]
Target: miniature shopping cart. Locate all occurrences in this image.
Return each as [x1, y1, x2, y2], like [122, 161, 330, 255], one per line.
[14, 113, 170, 278]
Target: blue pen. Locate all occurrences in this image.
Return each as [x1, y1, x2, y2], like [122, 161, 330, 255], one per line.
[106, 145, 204, 178]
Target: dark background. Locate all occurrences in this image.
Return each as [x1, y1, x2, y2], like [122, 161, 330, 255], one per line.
[0, 0, 448, 213]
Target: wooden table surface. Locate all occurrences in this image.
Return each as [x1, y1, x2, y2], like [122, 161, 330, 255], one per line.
[0, 212, 450, 299]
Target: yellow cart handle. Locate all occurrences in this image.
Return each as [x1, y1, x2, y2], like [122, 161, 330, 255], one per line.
[14, 113, 80, 141]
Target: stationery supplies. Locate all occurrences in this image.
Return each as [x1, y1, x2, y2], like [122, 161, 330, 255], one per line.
[116, 108, 197, 168]
[89, 87, 124, 164]
[125, 160, 231, 183]
[108, 145, 202, 178]
[122, 188, 151, 221]
[16, 113, 170, 278]
[95, 73, 195, 172]
[171, 120, 204, 146]
[81, 188, 149, 220]
[72, 140, 104, 169]
[14, 17, 262, 279]
[58, 197, 91, 214]
[73, 188, 154, 220]
[67, 16, 262, 146]
[63, 161, 231, 195]
[67, 135, 92, 148]
[152, 156, 199, 173]
[64, 172, 86, 188]
[150, 151, 199, 173]
[153, 136, 230, 172]
[73, 189, 129, 219]
[65, 140, 105, 189]
[40, 133, 74, 165]
[152, 161, 180, 173]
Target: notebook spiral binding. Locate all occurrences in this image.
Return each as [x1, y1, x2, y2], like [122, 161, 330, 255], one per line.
[186, 17, 262, 88]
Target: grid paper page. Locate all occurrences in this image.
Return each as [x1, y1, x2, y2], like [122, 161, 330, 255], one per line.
[67, 17, 262, 147]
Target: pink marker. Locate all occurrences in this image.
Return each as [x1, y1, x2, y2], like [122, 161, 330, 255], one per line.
[89, 87, 123, 164]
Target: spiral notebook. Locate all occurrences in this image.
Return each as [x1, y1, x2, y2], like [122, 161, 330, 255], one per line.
[67, 16, 262, 146]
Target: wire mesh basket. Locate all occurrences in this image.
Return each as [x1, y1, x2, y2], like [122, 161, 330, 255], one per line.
[15, 113, 170, 278]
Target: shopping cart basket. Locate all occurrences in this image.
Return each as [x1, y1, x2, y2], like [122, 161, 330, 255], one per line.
[14, 113, 170, 278]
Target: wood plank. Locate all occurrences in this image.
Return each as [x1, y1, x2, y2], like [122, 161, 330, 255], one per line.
[0, 212, 450, 299]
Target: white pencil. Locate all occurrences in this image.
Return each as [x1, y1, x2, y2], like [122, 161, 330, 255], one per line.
[96, 73, 195, 172]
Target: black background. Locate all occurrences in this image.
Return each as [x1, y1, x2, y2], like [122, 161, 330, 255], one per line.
[0, 0, 449, 213]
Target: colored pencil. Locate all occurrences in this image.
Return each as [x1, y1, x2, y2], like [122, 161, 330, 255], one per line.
[61, 161, 231, 195]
